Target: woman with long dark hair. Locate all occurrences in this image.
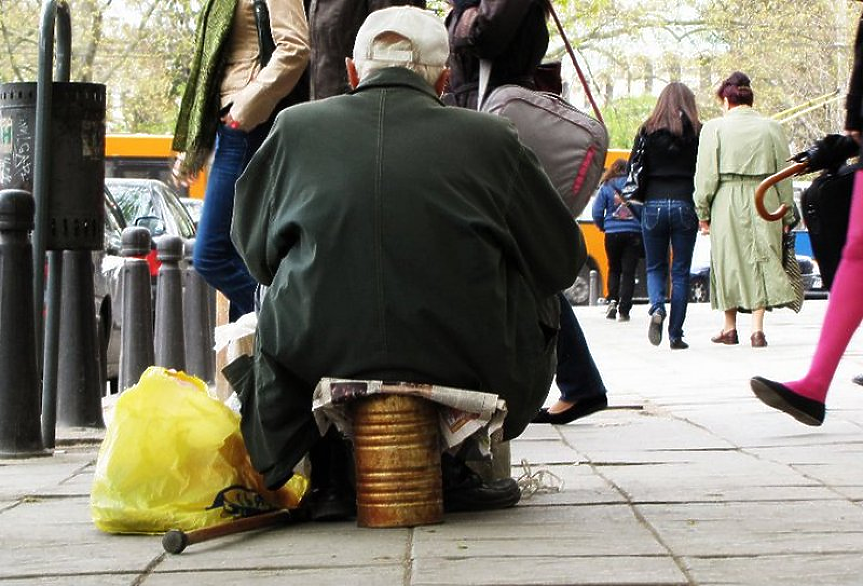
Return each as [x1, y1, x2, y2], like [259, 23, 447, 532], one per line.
[632, 82, 701, 349]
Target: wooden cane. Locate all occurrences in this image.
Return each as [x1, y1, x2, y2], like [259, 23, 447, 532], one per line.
[754, 161, 808, 221]
[162, 509, 297, 554]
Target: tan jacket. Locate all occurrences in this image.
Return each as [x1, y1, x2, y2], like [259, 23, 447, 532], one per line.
[220, 0, 310, 130]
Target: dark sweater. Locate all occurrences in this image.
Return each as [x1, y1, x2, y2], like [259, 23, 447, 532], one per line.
[641, 127, 699, 202]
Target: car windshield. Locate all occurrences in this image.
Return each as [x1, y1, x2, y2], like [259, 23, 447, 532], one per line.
[106, 179, 196, 240]
[110, 182, 160, 226]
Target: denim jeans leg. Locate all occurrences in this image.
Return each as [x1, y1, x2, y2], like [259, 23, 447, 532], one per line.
[193, 123, 267, 321]
[555, 293, 607, 401]
[641, 202, 670, 317]
[667, 202, 699, 340]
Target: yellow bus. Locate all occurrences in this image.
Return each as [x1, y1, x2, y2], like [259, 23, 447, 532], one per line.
[104, 134, 207, 199]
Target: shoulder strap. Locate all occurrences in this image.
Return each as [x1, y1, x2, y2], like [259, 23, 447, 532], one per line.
[478, 59, 491, 111]
[543, 0, 603, 123]
[253, 0, 275, 68]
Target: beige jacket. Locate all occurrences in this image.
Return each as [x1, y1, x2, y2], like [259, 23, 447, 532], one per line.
[220, 0, 310, 130]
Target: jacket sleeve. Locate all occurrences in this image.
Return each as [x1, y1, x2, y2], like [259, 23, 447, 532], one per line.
[693, 122, 719, 222]
[591, 185, 607, 230]
[231, 129, 285, 286]
[505, 143, 584, 298]
[450, 0, 533, 59]
[230, 0, 310, 129]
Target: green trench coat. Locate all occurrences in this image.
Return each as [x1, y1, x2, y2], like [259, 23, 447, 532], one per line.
[694, 106, 796, 312]
[226, 68, 584, 489]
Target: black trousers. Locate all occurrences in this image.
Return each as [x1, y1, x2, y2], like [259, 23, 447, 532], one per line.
[603, 231, 644, 315]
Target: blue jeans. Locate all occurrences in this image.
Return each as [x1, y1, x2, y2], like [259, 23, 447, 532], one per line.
[641, 199, 698, 341]
[193, 123, 268, 321]
[556, 293, 606, 400]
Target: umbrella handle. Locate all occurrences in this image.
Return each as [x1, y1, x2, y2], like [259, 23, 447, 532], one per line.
[754, 162, 808, 221]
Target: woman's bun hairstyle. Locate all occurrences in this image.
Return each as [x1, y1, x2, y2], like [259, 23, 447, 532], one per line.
[717, 71, 754, 106]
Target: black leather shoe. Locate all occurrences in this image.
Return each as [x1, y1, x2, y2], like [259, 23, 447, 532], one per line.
[853, 374, 863, 387]
[750, 376, 825, 426]
[532, 394, 608, 424]
[669, 338, 689, 350]
[441, 453, 521, 513]
[304, 486, 356, 521]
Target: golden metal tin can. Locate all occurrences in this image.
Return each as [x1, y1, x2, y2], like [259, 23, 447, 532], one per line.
[351, 393, 443, 528]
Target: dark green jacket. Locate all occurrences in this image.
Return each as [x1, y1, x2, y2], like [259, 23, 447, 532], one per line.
[229, 67, 584, 488]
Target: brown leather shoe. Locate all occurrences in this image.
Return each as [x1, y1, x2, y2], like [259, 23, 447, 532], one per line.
[711, 329, 739, 345]
[750, 331, 768, 348]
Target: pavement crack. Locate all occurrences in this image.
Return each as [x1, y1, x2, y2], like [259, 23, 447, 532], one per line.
[130, 552, 166, 585]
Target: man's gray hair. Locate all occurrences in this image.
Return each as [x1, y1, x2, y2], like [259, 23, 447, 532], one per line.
[354, 32, 445, 88]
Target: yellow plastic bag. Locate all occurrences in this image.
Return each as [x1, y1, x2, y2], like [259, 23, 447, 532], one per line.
[90, 367, 308, 534]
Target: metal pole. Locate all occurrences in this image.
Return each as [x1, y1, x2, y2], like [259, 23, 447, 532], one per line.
[154, 236, 186, 371]
[588, 269, 600, 306]
[34, 0, 70, 447]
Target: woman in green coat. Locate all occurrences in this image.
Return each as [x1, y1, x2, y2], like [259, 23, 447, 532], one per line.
[694, 72, 796, 348]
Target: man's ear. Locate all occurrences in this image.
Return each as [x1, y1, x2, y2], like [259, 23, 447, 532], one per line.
[346, 58, 360, 89]
[434, 68, 451, 97]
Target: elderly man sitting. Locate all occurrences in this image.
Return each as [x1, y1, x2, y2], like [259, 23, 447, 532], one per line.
[225, 6, 584, 520]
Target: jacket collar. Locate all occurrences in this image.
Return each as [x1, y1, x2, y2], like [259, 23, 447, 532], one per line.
[352, 67, 445, 105]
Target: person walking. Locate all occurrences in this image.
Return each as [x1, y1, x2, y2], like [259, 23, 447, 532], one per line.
[750, 5, 863, 425]
[694, 72, 797, 348]
[592, 158, 642, 323]
[445, 0, 608, 424]
[172, 0, 310, 321]
[629, 82, 701, 349]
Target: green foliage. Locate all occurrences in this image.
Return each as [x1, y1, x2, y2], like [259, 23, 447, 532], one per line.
[602, 95, 657, 149]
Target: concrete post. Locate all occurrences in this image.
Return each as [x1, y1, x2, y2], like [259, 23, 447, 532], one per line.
[588, 269, 600, 306]
[183, 239, 215, 383]
[0, 190, 47, 456]
[154, 235, 185, 371]
[56, 249, 104, 429]
[118, 227, 154, 391]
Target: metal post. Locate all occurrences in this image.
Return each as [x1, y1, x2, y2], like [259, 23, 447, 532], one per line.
[588, 269, 600, 306]
[183, 239, 215, 383]
[119, 227, 154, 392]
[56, 250, 104, 429]
[33, 0, 70, 371]
[154, 236, 186, 371]
[0, 190, 48, 457]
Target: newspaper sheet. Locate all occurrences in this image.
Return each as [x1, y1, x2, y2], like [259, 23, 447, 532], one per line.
[312, 378, 507, 450]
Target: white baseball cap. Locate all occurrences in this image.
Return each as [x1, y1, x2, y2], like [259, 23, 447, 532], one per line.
[353, 6, 449, 68]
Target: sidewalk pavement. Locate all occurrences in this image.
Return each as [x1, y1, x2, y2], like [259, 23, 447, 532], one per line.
[2, 299, 863, 585]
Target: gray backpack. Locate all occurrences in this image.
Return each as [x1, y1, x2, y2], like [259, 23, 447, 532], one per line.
[481, 85, 608, 216]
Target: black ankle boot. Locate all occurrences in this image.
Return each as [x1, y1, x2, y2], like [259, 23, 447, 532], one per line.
[306, 429, 357, 521]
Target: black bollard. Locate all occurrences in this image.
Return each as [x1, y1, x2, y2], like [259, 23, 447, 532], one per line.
[154, 235, 186, 371]
[56, 249, 105, 429]
[0, 190, 48, 457]
[183, 239, 215, 383]
[118, 227, 154, 392]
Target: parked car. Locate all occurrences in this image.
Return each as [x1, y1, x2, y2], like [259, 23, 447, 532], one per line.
[93, 186, 127, 393]
[180, 197, 204, 228]
[105, 178, 197, 275]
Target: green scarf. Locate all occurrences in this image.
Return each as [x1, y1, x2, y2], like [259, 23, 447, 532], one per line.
[172, 0, 239, 175]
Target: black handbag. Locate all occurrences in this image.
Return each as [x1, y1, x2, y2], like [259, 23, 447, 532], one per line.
[621, 130, 646, 204]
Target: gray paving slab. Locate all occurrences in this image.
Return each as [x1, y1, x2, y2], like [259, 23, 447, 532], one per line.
[147, 566, 407, 585]
[637, 500, 863, 557]
[683, 553, 863, 586]
[411, 555, 687, 586]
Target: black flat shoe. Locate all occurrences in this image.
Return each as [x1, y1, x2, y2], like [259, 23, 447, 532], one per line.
[669, 338, 689, 350]
[532, 394, 608, 424]
[750, 376, 825, 426]
[853, 374, 863, 387]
